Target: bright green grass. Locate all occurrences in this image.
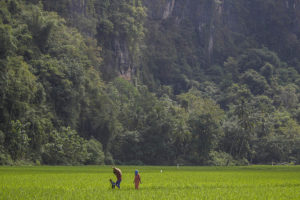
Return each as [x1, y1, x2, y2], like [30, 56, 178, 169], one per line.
[0, 165, 300, 199]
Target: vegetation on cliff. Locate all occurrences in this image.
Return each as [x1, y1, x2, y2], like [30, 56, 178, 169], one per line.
[1, 0, 300, 165]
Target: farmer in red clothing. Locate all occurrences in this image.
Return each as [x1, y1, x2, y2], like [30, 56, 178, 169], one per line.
[133, 170, 141, 189]
[112, 167, 122, 189]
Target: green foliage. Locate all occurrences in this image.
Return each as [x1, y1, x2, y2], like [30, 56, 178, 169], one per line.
[260, 62, 275, 83]
[208, 151, 236, 166]
[0, 130, 4, 145]
[177, 89, 224, 164]
[0, 130, 13, 165]
[240, 69, 269, 95]
[25, 5, 53, 52]
[85, 138, 105, 165]
[0, 24, 15, 58]
[6, 120, 30, 160]
[0, 56, 38, 131]
[0, 149, 13, 165]
[96, 0, 146, 45]
[238, 48, 281, 72]
[1, 0, 300, 166]
[42, 127, 88, 165]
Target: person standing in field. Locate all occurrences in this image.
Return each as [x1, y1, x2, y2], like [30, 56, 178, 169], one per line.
[133, 170, 141, 189]
[112, 167, 122, 189]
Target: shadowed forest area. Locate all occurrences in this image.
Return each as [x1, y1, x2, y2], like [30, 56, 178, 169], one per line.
[1, 0, 300, 166]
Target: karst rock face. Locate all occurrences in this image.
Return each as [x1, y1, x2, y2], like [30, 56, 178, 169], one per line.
[46, 0, 300, 80]
[145, 0, 300, 64]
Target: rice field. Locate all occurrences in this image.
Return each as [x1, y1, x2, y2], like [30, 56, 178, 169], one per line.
[0, 165, 300, 199]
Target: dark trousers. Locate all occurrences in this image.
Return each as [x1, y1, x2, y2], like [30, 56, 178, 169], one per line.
[116, 179, 121, 188]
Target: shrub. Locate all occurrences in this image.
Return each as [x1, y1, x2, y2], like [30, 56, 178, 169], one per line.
[85, 138, 105, 165]
[208, 151, 237, 166]
[42, 127, 88, 165]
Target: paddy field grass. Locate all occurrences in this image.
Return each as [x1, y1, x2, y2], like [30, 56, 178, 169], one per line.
[0, 165, 300, 199]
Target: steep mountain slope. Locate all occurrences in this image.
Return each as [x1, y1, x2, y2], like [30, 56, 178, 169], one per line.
[1, 0, 300, 165]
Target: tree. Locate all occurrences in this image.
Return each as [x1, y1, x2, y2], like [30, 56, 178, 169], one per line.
[240, 69, 269, 95]
[0, 24, 15, 58]
[1, 57, 38, 127]
[85, 138, 105, 165]
[6, 120, 30, 160]
[177, 89, 224, 164]
[42, 127, 88, 165]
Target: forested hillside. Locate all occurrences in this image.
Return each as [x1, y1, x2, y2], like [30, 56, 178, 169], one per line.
[1, 0, 300, 165]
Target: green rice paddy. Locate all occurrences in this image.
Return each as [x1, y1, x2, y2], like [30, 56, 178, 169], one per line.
[0, 165, 300, 199]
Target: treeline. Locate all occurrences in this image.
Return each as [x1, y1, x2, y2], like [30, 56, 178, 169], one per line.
[0, 0, 300, 166]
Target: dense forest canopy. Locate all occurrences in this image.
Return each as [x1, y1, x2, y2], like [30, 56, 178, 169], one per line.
[1, 0, 300, 165]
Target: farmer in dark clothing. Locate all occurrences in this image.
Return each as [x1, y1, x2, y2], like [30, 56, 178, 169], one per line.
[113, 167, 122, 189]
